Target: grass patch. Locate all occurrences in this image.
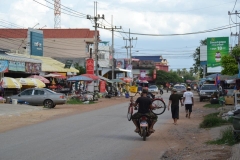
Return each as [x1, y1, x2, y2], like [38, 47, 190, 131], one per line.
[200, 112, 230, 128]
[203, 103, 222, 108]
[67, 98, 95, 104]
[206, 126, 236, 146]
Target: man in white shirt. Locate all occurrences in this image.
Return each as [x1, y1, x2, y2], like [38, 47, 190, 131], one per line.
[183, 87, 194, 119]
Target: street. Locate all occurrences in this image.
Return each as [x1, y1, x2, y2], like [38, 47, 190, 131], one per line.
[0, 93, 171, 160]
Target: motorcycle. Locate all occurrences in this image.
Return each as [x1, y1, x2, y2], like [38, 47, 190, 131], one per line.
[137, 115, 153, 141]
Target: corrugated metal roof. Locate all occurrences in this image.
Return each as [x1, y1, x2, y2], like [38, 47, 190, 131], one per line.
[0, 54, 41, 63]
[0, 29, 97, 38]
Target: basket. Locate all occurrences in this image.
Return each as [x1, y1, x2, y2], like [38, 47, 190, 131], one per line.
[129, 86, 138, 93]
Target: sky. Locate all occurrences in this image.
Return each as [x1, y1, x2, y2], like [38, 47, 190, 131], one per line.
[0, 0, 239, 71]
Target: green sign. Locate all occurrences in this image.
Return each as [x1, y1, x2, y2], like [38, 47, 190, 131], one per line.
[64, 60, 73, 69]
[207, 37, 229, 68]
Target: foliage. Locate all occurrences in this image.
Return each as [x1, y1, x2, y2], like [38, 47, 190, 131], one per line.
[74, 63, 86, 75]
[206, 126, 237, 146]
[203, 103, 223, 108]
[221, 46, 240, 75]
[199, 112, 229, 128]
[148, 68, 195, 86]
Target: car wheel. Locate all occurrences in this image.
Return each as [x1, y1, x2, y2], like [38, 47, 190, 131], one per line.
[43, 99, 54, 108]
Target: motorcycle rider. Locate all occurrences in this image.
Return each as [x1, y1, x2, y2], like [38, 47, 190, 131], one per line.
[131, 89, 158, 133]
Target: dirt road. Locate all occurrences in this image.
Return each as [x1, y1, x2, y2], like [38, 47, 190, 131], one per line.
[0, 93, 239, 159]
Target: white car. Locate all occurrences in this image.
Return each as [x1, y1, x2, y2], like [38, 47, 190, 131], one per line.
[148, 85, 159, 94]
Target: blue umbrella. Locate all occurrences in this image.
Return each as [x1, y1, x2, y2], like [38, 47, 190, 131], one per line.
[67, 75, 93, 81]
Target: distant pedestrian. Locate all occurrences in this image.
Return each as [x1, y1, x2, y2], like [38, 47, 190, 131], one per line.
[168, 88, 183, 125]
[183, 87, 194, 119]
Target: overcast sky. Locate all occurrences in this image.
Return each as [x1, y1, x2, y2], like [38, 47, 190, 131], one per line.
[0, 0, 239, 71]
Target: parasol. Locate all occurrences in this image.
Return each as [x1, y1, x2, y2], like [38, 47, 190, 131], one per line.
[0, 77, 22, 88]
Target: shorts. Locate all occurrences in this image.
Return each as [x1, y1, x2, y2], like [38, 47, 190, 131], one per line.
[185, 104, 193, 112]
[132, 112, 158, 121]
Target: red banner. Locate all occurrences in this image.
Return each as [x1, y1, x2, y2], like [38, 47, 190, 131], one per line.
[86, 58, 94, 74]
[153, 69, 156, 80]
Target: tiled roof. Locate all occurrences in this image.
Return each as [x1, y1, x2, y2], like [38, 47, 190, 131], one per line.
[0, 28, 97, 38]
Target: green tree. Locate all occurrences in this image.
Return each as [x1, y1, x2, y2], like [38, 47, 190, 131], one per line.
[74, 63, 86, 75]
[221, 46, 240, 75]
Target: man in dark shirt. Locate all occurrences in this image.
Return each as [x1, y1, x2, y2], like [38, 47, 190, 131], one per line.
[168, 88, 183, 125]
[131, 89, 158, 133]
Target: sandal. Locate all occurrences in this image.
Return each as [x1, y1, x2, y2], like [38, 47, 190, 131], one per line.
[134, 128, 140, 133]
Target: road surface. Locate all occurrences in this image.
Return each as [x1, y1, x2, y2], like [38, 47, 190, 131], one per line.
[0, 93, 172, 160]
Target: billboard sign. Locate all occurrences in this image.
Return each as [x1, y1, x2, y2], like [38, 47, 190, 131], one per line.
[86, 58, 94, 74]
[27, 28, 43, 56]
[207, 37, 229, 73]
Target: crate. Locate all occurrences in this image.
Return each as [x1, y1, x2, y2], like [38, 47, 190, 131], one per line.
[225, 96, 234, 105]
[129, 86, 138, 93]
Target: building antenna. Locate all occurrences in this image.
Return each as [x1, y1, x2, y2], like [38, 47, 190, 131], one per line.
[54, 0, 61, 29]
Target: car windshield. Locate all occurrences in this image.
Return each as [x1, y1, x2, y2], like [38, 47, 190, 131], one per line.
[201, 85, 218, 90]
[174, 86, 185, 89]
[149, 86, 157, 89]
[46, 89, 57, 94]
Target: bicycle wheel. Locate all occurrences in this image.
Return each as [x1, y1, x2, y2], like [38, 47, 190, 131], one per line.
[127, 105, 133, 121]
[151, 98, 166, 115]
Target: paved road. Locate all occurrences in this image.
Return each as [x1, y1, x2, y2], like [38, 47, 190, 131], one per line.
[0, 92, 171, 160]
[0, 104, 42, 116]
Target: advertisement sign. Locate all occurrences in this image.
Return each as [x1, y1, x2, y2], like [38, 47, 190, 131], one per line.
[86, 58, 94, 74]
[27, 28, 43, 56]
[126, 64, 132, 78]
[64, 60, 73, 68]
[9, 61, 25, 72]
[153, 69, 156, 79]
[207, 37, 229, 73]
[25, 62, 41, 73]
[116, 59, 124, 68]
[0, 60, 8, 72]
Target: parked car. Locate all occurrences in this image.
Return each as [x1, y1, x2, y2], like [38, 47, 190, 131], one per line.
[148, 85, 159, 94]
[199, 84, 218, 102]
[10, 88, 66, 108]
[173, 84, 186, 97]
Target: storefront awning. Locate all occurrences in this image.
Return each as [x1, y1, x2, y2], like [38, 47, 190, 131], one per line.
[98, 75, 113, 83]
[115, 68, 131, 72]
[1, 53, 41, 63]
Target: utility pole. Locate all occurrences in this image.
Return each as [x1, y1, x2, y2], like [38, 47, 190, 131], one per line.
[228, 10, 240, 46]
[123, 29, 137, 79]
[228, 10, 240, 77]
[87, 1, 104, 76]
[103, 16, 121, 79]
[123, 29, 137, 65]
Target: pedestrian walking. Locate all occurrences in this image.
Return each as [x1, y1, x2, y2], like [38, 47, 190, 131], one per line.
[168, 88, 183, 125]
[183, 87, 194, 119]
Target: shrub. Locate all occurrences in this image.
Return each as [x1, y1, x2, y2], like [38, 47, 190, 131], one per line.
[200, 112, 229, 128]
[206, 126, 236, 146]
[203, 104, 222, 108]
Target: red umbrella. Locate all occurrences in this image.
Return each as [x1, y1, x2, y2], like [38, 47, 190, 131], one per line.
[81, 74, 99, 80]
[121, 77, 132, 83]
[28, 75, 50, 83]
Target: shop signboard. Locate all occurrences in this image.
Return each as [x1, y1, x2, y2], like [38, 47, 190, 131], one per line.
[116, 59, 125, 68]
[207, 37, 229, 73]
[0, 60, 8, 72]
[25, 62, 41, 73]
[9, 61, 25, 72]
[86, 58, 94, 74]
[27, 28, 43, 56]
[64, 60, 73, 68]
